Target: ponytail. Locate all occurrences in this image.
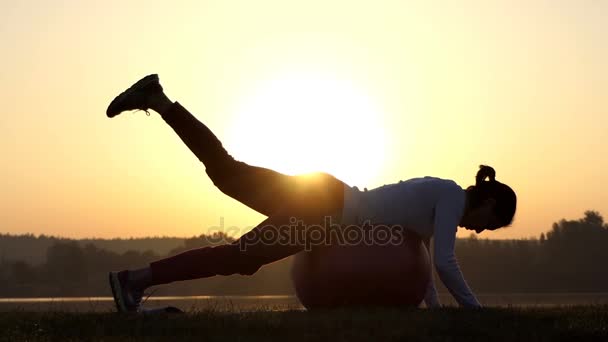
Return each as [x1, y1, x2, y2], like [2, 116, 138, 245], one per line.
[476, 165, 496, 185]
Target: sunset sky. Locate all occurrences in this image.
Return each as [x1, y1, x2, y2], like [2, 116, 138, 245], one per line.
[1, 0, 606, 239]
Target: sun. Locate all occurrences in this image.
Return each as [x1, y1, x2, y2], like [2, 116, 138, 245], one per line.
[226, 70, 387, 187]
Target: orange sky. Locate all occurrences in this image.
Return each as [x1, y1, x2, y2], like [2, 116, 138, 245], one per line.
[1, 0, 607, 239]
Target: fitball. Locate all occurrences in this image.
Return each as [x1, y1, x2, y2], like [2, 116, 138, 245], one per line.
[291, 231, 430, 309]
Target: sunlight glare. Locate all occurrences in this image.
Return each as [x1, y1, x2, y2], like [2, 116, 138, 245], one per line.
[227, 70, 387, 187]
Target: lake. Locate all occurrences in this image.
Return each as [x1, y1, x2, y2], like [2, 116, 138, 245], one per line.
[2, 293, 608, 312]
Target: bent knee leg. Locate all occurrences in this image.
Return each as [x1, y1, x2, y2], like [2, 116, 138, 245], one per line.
[210, 244, 265, 276]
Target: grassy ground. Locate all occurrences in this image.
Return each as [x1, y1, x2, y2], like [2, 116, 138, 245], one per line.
[1, 306, 607, 341]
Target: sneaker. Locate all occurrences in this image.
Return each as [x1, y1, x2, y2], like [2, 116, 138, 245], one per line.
[109, 271, 144, 313]
[106, 74, 163, 118]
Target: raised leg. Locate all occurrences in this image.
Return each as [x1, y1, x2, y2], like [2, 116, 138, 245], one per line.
[156, 99, 345, 217]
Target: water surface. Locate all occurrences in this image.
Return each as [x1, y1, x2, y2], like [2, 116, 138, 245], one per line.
[2, 293, 608, 312]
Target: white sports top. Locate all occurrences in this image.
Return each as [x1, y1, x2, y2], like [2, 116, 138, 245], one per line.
[340, 176, 481, 308]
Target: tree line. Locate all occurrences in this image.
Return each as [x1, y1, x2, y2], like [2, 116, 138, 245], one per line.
[1, 211, 607, 297]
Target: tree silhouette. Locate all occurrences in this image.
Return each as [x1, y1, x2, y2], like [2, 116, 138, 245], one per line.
[1, 211, 608, 296]
[45, 242, 87, 284]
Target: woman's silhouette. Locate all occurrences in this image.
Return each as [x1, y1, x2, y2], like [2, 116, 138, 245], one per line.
[106, 74, 516, 312]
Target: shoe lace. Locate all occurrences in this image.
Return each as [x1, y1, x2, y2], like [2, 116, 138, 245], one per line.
[141, 288, 158, 306]
[134, 109, 151, 116]
[131, 289, 157, 310]
[132, 288, 158, 312]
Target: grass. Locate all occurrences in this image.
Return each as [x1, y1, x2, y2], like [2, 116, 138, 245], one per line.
[1, 306, 607, 341]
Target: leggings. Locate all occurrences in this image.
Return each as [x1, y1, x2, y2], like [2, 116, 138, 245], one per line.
[149, 102, 346, 285]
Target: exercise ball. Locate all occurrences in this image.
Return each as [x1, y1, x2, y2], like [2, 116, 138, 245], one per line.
[291, 231, 430, 310]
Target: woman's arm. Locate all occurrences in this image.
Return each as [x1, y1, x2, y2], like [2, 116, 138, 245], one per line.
[433, 186, 482, 308]
[422, 237, 441, 308]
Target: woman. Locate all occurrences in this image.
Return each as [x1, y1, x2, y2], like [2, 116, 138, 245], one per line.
[106, 74, 517, 312]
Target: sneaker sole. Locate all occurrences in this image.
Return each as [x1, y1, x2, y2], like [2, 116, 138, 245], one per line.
[106, 74, 159, 118]
[108, 272, 129, 313]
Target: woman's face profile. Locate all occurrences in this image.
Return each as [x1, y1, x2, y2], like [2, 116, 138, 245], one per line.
[462, 198, 498, 233]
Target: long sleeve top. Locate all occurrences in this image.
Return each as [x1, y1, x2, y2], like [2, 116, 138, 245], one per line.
[340, 176, 481, 308]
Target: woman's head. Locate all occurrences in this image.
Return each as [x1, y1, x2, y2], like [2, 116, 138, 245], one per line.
[461, 165, 517, 233]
